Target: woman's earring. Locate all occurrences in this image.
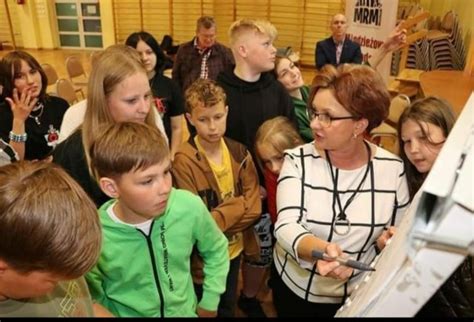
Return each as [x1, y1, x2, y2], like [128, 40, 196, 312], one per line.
[353, 133, 358, 139]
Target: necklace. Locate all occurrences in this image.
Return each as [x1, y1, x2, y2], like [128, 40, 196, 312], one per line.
[326, 141, 372, 236]
[28, 102, 44, 126]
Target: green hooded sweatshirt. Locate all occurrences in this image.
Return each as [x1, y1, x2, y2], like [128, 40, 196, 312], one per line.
[86, 188, 229, 317]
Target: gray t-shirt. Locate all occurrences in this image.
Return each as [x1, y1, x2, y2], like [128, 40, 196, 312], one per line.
[0, 277, 94, 317]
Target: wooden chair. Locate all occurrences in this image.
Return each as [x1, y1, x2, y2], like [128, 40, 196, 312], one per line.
[65, 56, 87, 99]
[56, 78, 78, 105]
[370, 94, 411, 155]
[90, 51, 101, 67]
[41, 63, 59, 95]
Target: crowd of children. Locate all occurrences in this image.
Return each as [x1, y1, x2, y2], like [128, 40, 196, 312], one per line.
[0, 14, 472, 318]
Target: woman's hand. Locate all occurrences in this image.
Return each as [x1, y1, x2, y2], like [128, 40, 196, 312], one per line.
[376, 226, 397, 251]
[5, 88, 38, 122]
[316, 243, 353, 280]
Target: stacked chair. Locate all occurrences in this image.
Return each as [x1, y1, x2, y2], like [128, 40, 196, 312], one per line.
[426, 10, 466, 70]
[65, 56, 88, 99]
[41, 63, 59, 95]
[55, 78, 78, 105]
[403, 10, 466, 71]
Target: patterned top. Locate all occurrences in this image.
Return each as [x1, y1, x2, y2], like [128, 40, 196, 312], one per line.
[274, 141, 410, 304]
[0, 277, 94, 317]
[172, 39, 234, 92]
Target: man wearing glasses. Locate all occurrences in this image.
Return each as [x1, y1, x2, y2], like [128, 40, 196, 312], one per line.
[172, 16, 235, 93]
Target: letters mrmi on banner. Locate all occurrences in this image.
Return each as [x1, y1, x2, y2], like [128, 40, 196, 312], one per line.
[346, 0, 399, 83]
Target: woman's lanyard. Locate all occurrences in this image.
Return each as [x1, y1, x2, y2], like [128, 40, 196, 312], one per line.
[325, 141, 372, 236]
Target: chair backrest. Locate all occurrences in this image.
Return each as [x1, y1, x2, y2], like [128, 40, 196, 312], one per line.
[440, 10, 455, 33]
[65, 56, 87, 79]
[41, 63, 58, 86]
[398, 12, 430, 71]
[90, 51, 102, 68]
[56, 78, 78, 105]
[387, 94, 411, 125]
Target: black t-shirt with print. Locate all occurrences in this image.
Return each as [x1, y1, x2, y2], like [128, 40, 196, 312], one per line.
[0, 95, 69, 160]
[149, 74, 185, 141]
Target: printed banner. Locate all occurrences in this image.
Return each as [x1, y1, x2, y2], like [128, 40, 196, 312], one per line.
[345, 0, 399, 82]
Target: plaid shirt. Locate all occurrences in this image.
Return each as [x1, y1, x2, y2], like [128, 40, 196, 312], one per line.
[172, 39, 234, 92]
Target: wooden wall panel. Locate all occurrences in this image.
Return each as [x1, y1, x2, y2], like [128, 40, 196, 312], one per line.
[142, 1, 171, 42]
[270, 0, 304, 58]
[113, 0, 141, 44]
[236, 0, 269, 20]
[0, 1, 11, 47]
[112, 0, 412, 67]
[171, 0, 201, 43]
[300, 0, 344, 66]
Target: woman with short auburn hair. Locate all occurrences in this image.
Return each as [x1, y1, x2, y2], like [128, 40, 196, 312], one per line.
[309, 63, 390, 132]
[272, 64, 410, 317]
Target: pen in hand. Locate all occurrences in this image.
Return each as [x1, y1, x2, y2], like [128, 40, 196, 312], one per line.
[312, 250, 375, 272]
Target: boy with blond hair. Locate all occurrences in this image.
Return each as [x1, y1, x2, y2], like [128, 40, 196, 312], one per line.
[0, 161, 106, 317]
[172, 79, 261, 317]
[216, 19, 296, 317]
[217, 19, 295, 155]
[86, 122, 229, 317]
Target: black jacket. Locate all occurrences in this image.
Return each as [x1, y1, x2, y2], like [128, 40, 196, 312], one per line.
[52, 129, 109, 207]
[315, 36, 363, 69]
[417, 257, 474, 317]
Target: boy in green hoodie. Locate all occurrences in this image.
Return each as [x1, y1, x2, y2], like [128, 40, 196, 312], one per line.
[86, 122, 229, 317]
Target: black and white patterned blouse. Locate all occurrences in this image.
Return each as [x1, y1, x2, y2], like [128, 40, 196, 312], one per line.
[274, 141, 410, 304]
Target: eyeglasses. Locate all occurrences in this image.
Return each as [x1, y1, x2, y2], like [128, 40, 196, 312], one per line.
[308, 109, 358, 128]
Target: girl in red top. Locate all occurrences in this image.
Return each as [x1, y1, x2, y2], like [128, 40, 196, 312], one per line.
[255, 116, 304, 224]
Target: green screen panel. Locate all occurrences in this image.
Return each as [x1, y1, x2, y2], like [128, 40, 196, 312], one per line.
[59, 34, 80, 47]
[81, 3, 100, 17]
[83, 19, 101, 32]
[85, 35, 103, 48]
[58, 19, 79, 32]
[55, 3, 77, 16]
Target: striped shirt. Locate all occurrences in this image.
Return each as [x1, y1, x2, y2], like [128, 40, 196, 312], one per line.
[274, 141, 410, 304]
